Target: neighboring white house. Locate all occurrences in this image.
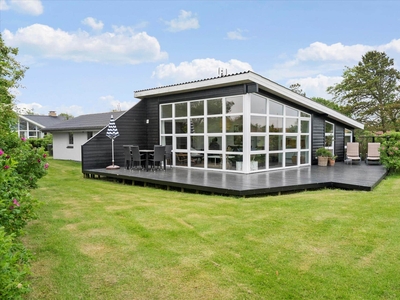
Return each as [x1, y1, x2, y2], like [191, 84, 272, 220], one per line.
[17, 111, 66, 139]
[43, 111, 125, 161]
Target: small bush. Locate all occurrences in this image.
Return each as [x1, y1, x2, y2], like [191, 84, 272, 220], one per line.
[0, 227, 31, 299]
[379, 132, 400, 174]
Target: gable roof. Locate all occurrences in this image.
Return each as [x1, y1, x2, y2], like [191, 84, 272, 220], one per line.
[19, 115, 67, 128]
[43, 111, 126, 132]
[134, 71, 363, 129]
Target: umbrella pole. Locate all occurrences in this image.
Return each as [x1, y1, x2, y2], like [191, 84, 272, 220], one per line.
[106, 138, 120, 169]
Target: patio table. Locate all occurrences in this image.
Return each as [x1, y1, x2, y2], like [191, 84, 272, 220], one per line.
[139, 149, 154, 171]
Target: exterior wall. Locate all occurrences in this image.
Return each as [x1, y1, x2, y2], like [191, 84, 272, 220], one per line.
[82, 102, 147, 170]
[81, 83, 358, 171]
[53, 132, 88, 161]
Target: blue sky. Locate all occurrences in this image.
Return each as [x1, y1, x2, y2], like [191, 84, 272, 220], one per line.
[1, 0, 400, 116]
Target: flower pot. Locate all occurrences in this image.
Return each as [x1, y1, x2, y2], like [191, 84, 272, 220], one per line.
[328, 158, 336, 166]
[318, 156, 328, 166]
[250, 161, 258, 171]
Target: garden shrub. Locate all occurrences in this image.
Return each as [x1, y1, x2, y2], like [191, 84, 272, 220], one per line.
[0, 227, 31, 300]
[0, 133, 48, 298]
[379, 132, 400, 174]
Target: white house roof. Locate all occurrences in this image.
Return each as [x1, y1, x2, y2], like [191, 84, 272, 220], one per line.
[134, 71, 363, 129]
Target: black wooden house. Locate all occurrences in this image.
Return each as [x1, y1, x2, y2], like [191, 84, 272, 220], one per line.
[82, 71, 363, 174]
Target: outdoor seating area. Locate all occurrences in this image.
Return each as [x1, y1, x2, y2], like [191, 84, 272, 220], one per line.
[123, 145, 169, 171]
[345, 142, 382, 165]
[84, 162, 387, 197]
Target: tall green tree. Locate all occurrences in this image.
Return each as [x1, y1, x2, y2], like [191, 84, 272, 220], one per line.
[0, 33, 28, 132]
[327, 51, 400, 132]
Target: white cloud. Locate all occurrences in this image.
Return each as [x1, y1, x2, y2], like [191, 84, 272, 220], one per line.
[1, 0, 43, 15]
[296, 42, 374, 62]
[152, 58, 253, 82]
[226, 29, 247, 40]
[286, 75, 342, 99]
[165, 10, 199, 32]
[82, 17, 104, 31]
[0, 0, 10, 10]
[99, 95, 137, 112]
[2, 24, 168, 64]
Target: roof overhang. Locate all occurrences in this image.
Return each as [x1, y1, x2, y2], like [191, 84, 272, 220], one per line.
[18, 115, 46, 129]
[134, 71, 363, 129]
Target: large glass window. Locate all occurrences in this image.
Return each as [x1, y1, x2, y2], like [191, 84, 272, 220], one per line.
[160, 93, 311, 172]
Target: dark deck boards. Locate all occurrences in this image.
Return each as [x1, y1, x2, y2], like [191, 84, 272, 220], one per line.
[83, 163, 387, 197]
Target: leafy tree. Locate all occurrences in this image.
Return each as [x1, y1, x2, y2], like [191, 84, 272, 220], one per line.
[289, 83, 306, 96]
[311, 97, 349, 116]
[59, 112, 74, 120]
[327, 51, 400, 132]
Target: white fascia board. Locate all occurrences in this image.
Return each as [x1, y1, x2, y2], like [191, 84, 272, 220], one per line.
[134, 71, 364, 129]
[18, 115, 46, 129]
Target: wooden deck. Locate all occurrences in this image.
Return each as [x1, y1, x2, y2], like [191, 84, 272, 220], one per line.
[83, 162, 387, 197]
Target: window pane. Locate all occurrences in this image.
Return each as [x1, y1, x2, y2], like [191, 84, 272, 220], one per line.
[300, 151, 309, 164]
[251, 154, 266, 170]
[207, 117, 222, 133]
[207, 154, 222, 169]
[301, 135, 309, 149]
[208, 136, 221, 150]
[207, 98, 222, 115]
[161, 120, 173, 134]
[19, 120, 27, 130]
[226, 116, 243, 133]
[175, 102, 187, 117]
[191, 136, 204, 151]
[286, 136, 297, 149]
[326, 122, 334, 133]
[301, 112, 310, 118]
[176, 152, 188, 166]
[251, 94, 266, 114]
[269, 153, 283, 168]
[226, 96, 243, 114]
[269, 135, 283, 151]
[286, 152, 298, 166]
[269, 117, 283, 132]
[251, 136, 265, 150]
[226, 154, 243, 171]
[175, 120, 187, 133]
[191, 101, 204, 116]
[251, 116, 266, 132]
[190, 152, 204, 168]
[176, 137, 187, 149]
[286, 118, 298, 133]
[161, 104, 172, 118]
[301, 120, 309, 133]
[286, 107, 298, 117]
[226, 135, 243, 151]
[161, 136, 173, 146]
[270, 101, 283, 115]
[190, 118, 204, 133]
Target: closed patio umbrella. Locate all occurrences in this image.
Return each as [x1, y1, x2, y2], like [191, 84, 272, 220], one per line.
[106, 115, 120, 169]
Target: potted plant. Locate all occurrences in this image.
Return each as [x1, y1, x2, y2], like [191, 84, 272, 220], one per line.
[316, 148, 331, 166]
[328, 154, 338, 166]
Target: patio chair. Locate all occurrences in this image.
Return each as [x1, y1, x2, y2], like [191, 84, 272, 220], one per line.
[149, 145, 166, 171]
[366, 142, 381, 165]
[165, 145, 172, 168]
[346, 142, 361, 164]
[131, 146, 144, 170]
[123, 145, 132, 169]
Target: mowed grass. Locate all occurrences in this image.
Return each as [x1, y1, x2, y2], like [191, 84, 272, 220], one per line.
[24, 159, 400, 299]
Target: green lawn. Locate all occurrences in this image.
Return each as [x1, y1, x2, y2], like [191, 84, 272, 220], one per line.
[24, 159, 400, 299]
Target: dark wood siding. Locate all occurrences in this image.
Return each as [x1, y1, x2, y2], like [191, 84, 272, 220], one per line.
[312, 115, 325, 164]
[82, 100, 148, 170]
[334, 123, 345, 161]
